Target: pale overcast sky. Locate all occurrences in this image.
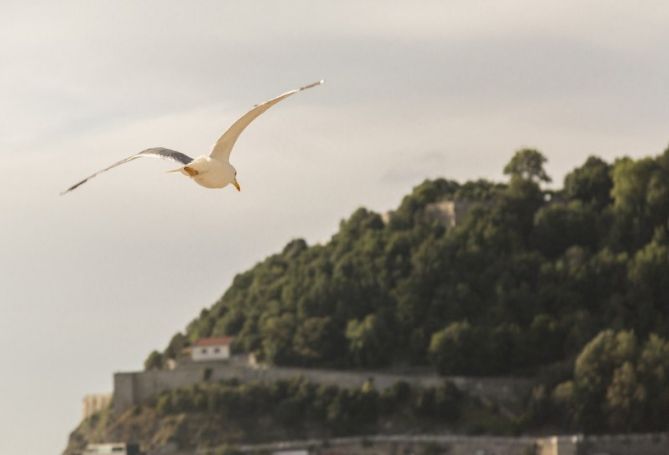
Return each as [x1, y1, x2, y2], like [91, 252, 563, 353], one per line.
[1, 2, 669, 454]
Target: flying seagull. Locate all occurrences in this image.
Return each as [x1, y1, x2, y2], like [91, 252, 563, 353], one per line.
[61, 80, 324, 195]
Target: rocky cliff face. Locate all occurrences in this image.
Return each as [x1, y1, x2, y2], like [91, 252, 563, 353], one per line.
[63, 375, 519, 454]
[64, 408, 231, 455]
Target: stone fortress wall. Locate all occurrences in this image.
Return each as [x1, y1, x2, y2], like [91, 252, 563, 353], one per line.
[233, 435, 537, 455]
[113, 361, 532, 413]
[576, 432, 668, 455]
[82, 393, 112, 419]
[165, 433, 669, 455]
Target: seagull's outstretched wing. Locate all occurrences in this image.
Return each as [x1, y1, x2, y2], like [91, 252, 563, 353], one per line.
[61, 147, 193, 195]
[209, 80, 324, 162]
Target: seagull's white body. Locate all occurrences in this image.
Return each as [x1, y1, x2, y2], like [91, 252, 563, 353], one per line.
[179, 156, 236, 189]
[62, 80, 324, 195]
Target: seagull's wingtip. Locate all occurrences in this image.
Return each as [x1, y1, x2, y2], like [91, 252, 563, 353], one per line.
[300, 80, 325, 91]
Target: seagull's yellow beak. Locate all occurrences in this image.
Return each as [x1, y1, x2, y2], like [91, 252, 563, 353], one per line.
[232, 179, 241, 192]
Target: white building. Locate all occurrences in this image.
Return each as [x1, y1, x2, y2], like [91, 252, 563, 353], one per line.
[83, 443, 140, 455]
[191, 336, 233, 362]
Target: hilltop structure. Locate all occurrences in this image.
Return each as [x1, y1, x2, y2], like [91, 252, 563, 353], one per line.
[81, 393, 111, 420]
[423, 199, 475, 227]
[382, 199, 477, 228]
[190, 336, 233, 362]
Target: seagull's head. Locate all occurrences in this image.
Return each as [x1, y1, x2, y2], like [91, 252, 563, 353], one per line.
[232, 166, 240, 192]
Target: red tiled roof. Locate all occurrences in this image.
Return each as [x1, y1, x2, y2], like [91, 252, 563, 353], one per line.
[193, 336, 233, 347]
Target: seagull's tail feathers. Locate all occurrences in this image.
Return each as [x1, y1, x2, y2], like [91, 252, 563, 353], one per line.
[166, 165, 200, 177]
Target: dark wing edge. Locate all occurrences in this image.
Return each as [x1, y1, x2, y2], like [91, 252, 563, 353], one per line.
[60, 147, 193, 195]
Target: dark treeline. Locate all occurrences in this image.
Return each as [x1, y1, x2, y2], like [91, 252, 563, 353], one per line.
[531, 329, 669, 433]
[151, 377, 508, 439]
[147, 147, 669, 433]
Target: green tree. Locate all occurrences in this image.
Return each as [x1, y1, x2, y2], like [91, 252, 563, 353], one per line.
[261, 313, 297, 364]
[165, 332, 188, 360]
[503, 148, 551, 183]
[564, 156, 612, 208]
[636, 334, 669, 427]
[552, 330, 669, 432]
[502, 174, 545, 244]
[429, 321, 489, 375]
[346, 314, 392, 367]
[532, 201, 598, 257]
[610, 156, 669, 247]
[571, 330, 637, 431]
[627, 235, 669, 333]
[293, 316, 344, 365]
[605, 361, 645, 431]
[144, 350, 164, 370]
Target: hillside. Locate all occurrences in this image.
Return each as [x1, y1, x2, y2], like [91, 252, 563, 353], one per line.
[66, 148, 669, 454]
[66, 378, 518, 454]
[152, 149, 669, 374]
[147, 149, 669, 431]
[139, 148, 669, 433]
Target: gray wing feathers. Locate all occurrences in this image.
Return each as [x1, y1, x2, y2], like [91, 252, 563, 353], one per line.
[138, 147, 193, 165]
[61, 147, 193, 195]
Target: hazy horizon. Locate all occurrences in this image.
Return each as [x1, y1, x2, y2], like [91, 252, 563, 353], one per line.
[1, 1, 669, 454]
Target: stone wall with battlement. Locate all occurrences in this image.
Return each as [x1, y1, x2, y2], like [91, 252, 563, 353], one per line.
[581, 433, 668, 455]
[82, 393, 112, 419]
[232, 434, 537, 455]
[536, 433, 669, 455]
[183, 433, 669, 455]
[113, 362, 532, 413]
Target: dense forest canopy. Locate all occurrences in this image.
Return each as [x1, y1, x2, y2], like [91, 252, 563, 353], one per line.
[147, 147, 669, 377]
